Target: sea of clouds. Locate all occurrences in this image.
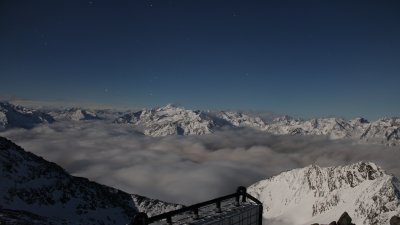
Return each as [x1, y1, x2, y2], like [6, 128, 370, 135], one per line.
[1, 121, 399, 205]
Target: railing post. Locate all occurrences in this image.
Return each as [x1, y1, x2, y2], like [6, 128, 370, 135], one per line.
[193, 208, 199, 220]
[131, 212, 148, 225]
[236, 186, 247, 204]
[235, 194, 240, 206]
[216, 201, 222, 213]
[166, 216, 172, 225]
[258, 205, 263, 225]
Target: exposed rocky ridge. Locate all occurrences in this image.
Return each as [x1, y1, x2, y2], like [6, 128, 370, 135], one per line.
[248, 162, 400, 225]
[131, 194, 182, 217]
[0, 137, 180, 224]
[0, 102, 54, 130]
[391, 215, 400, 225]
[312, 213, 400, 225]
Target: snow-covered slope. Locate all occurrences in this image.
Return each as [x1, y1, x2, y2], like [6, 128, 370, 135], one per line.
[0, 102, 54, 130]
[0, 137, 180, 224]
[114, 104, 223, 136]
[49, 108, 101, 121]
[248, 162, 400, 225]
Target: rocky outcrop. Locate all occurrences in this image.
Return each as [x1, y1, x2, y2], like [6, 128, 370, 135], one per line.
[337, 212, 355, 225]
[248, 162, 400, 225]
[391, 216, 400, 225]
[312, 213, 400, 225]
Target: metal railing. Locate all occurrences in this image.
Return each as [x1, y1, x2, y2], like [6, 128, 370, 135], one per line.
[130, 186, 263, 225]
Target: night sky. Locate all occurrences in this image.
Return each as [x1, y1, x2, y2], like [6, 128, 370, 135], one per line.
[1, 0, 399, 119]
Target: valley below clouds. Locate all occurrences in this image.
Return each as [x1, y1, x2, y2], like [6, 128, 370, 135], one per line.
[1, 121, 399, 205]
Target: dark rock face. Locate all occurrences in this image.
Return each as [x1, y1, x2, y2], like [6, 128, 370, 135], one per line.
[337, 212, 355, 225]
[0, 136, 137, 224]
[314, 212, 352, 225]
[391, 216, 400, 225]
[0, 208, 63, 225]
[311, 208, 399, 225]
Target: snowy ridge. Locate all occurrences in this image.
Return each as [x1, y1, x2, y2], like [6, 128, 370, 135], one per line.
[49, 108, 101, 121]
[0, 137, 180, 224]
[217, 111, 266, 130]
[264, 116, 400, 146]
[0, 102, 54, 130]
[248, 162, 400, 225]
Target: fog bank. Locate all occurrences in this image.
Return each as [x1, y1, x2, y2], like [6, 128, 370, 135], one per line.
[1, 121, 399, 205]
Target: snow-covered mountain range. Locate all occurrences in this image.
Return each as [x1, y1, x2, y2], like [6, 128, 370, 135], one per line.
[1, 101, 399, 146]
[114, 104, 400, 146]
[0, 137, 180, 224]
[248, 162, 400, 225]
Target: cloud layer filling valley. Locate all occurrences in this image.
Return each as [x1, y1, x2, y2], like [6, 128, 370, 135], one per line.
[1, 121, 399, 205]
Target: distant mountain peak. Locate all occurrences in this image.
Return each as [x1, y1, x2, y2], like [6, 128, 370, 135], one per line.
[0, 101, 54, 130]
[160, 103, 180, 109]
[114, 104, 217, 136]
[48, 108, 100, 121]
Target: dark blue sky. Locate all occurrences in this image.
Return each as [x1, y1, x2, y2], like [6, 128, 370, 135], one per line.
[1, 0, 399, 119]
